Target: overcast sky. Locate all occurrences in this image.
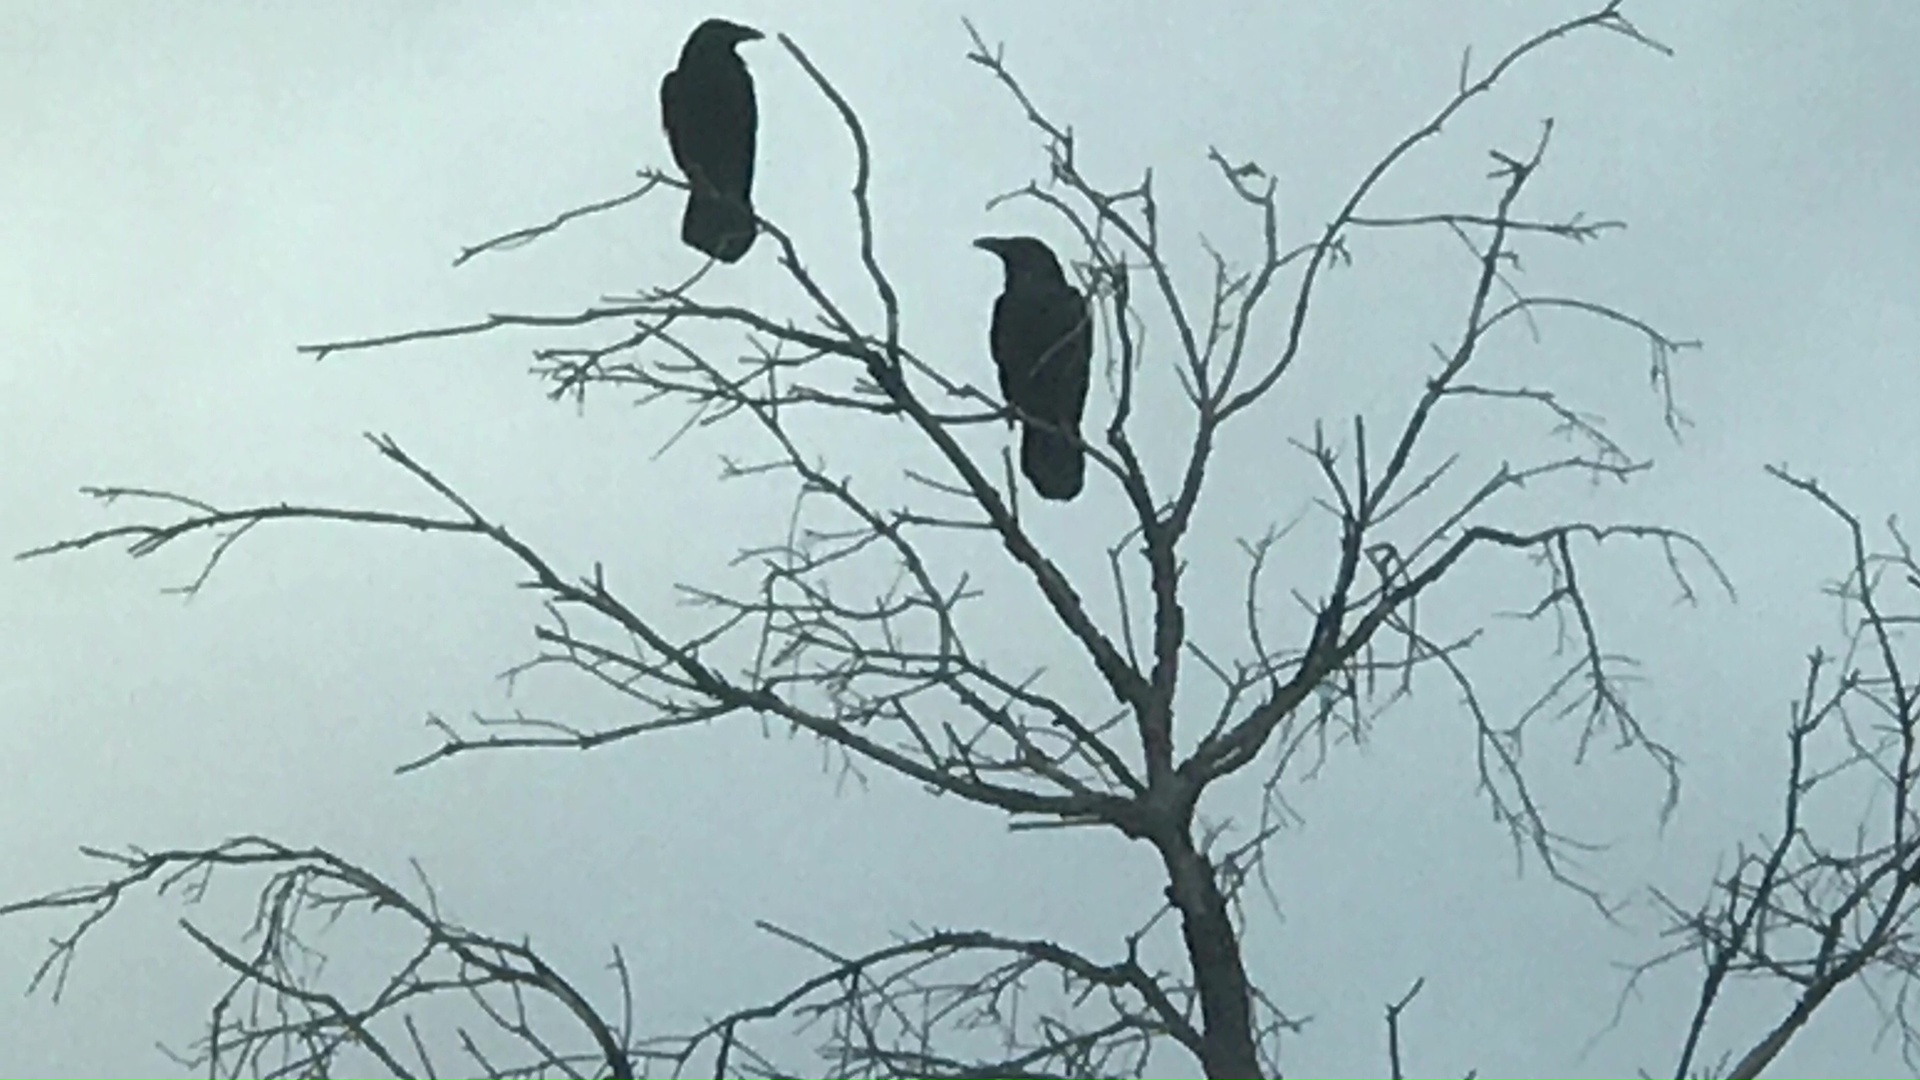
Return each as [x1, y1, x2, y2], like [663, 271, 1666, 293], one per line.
[4, 2, 1919, 1077]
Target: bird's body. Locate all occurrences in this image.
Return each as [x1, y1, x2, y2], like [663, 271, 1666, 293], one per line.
[975, 236, 1092, 502]
[660, 18, 763, 263]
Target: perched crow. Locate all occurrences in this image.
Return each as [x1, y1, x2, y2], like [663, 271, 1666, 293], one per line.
[660, 18, 764, 262]
[974, 236, 1093, 502]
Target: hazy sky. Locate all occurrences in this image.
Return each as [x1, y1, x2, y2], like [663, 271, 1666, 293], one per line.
[4, 2, 1918, 1077]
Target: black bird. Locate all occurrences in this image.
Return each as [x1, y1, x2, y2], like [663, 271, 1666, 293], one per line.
[660, 18, 764, 262]
[974, 236, 1093, 502]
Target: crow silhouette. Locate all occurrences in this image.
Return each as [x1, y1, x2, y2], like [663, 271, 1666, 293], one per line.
[660, 18, 763, 262]
[974, 236, 1092, 501]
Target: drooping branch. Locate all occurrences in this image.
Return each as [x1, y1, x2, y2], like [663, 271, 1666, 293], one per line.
[0, 839, 637, 1080]
[651, 922, 1210, 1080]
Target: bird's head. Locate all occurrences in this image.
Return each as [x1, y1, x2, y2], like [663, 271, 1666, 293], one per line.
[684, 17, 765, 57]
[973, 235, 1066, 287]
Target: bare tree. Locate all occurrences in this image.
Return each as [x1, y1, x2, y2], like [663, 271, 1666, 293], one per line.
[21, 4, 1903, 1078]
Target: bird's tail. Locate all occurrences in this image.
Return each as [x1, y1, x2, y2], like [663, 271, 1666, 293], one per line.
[682, 189, 758, 263]
[1021, 424, 1085, 502]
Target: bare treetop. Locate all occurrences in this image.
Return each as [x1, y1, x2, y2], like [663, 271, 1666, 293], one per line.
[24, 5, 1908, 1079]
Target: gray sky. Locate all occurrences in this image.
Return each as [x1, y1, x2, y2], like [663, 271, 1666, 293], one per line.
[3, 2, 1918, 1076]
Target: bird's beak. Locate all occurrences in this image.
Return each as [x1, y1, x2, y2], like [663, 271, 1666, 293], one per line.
[738, 25, 766, 42]
[972, 237, 1004, 255]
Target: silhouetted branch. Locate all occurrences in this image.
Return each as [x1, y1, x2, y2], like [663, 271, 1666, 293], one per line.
[1616, 467, 1920, 1079]
[0, 839, 635, 1079]
[453, 176, 670, 267]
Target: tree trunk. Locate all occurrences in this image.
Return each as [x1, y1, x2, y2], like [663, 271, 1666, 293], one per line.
[1160, 836, 1263, 1079]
